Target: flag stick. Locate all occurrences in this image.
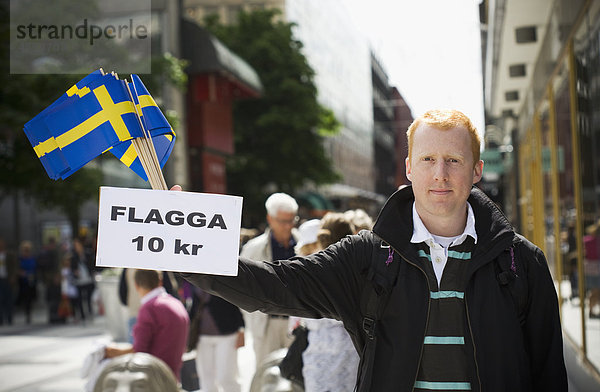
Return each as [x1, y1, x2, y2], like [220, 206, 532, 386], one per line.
[129, 78, 167, 189]
[124, 80, 168, 190]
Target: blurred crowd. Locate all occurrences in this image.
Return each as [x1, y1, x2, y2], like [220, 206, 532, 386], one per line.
[0, 234, 98, 326]
[0, 192, 376, 392]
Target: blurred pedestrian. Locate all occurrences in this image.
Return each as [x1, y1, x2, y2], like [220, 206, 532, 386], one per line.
[564, 223, 578, 300]
[118, 268, 142, 343]
[299, 213, 360, 392]
[17, 240, 37, 324]
[343, 209, 374, 233]
[72, 237, 95, 321]
[119, 268, 180, 343]
[37, 236, 60, 288]
[584, 221, 600, 317]
[46, 271, 64, 324]
[240, 192, 299, 369]
[0, 238, 17, 325]
[105, 269, 189, 381]
[61, 254, 80, 322]
[294, 219, 321, 256]
[191, 289, 245, 392]
[40, 237, 62, 324]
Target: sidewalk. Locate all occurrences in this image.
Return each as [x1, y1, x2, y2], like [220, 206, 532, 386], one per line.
[0, 304, 110, 392]
[3, 299, 598, 391]
[0, 303, 255, 392]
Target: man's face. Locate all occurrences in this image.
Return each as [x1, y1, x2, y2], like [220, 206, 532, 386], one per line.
[405, 124, 483, 230]
[267, 211, 297, 243]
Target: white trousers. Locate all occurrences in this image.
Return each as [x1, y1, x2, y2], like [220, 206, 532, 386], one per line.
[196, 333, 241, 392]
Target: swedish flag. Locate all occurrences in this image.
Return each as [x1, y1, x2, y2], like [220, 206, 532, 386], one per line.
[23, 69, 106, 179]
[109, 74, 175, 181]
[24, 70, 175, 181]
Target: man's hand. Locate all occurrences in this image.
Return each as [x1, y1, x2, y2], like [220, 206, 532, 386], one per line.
[170, 185, 182, 191]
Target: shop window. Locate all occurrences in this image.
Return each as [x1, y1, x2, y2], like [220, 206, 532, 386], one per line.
[509, 64, 527, 77]
[515, 26, 537, 43]
[505, 90, 520, 101]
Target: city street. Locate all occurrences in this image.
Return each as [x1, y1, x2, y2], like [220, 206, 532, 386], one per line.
[4, 0, 600, 390]
[0, 310, 109, 392]
[0, 301, 597, 391]
[0, 305, 256, 392]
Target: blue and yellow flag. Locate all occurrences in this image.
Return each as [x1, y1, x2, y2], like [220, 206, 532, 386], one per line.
[109, 74, 175, 181]
[23, 69, 106, 179]
[24, 69, 176, 181]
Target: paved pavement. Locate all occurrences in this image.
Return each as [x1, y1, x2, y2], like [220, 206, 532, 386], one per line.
[0, 308, 109, 392]
[0, 306, 256, 392]
[2, 293, 599, 392]
[558, 280, 600, 392]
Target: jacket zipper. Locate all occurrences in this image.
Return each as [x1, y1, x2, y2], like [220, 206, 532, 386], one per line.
[464, 292, 482, 391]
[463, 238, 513, 392]
[396, 250, 431, 391]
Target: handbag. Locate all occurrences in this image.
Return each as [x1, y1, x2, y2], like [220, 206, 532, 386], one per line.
[187, 310, 202, 352]
[57, 294, 72, 318]
[278, 325, 309, 387]
[180, 351, 200, 391]
[186, 294, 207, 352]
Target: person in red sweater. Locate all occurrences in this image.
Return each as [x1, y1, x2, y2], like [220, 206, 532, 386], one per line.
[105, 269, 189, 381]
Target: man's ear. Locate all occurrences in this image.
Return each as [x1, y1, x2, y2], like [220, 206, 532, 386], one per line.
[405, 157, 412, 181]
[472, 160, 484, 184]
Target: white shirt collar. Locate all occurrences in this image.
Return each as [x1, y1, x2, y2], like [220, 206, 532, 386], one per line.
[140, 286, 166, 305]
[410, 202, 478, 247]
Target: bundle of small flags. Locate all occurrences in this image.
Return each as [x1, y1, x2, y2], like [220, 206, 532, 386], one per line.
[23, 69, 175, 190]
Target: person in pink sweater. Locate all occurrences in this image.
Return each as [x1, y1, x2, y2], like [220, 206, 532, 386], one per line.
[105, 269, 189, 381]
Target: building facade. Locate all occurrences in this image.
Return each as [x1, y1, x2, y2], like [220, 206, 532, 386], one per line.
[180, 20, 262, 194]
[184, 0, 379, 202]
[485, 0, 600, 382]
[371, 53, 397, 198]
[391, 87, 413, 188]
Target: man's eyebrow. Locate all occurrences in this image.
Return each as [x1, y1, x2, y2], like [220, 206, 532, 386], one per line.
[415, 151, 465, 158]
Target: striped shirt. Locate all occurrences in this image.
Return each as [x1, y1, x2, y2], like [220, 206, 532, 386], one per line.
[411, 203, 477, 391]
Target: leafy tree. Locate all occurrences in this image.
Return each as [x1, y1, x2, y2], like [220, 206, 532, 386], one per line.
[0, 70, 103, 238]
[0, 0, 186, 239]
[32, 166, 103, 236]
[204, 9, 340, 225]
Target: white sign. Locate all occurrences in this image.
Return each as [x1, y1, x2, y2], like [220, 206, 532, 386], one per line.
[96, 186, 243, 275]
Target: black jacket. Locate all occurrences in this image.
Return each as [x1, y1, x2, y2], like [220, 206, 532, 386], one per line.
[181, 186, 567, 391]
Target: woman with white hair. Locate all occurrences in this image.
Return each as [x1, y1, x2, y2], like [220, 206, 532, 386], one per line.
[295, 213, 360, 392]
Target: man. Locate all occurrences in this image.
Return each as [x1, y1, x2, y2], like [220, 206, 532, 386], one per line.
[179, 109, 567, 391]
[240, 192, 299, 368]
[0, 238, 16, 326]
[118, 268, 179, 343]
[105, 269, 189, 381]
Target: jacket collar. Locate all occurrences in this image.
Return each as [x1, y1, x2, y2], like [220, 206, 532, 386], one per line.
[410, 201, 478, 246]
[373, 185, 514, 265]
